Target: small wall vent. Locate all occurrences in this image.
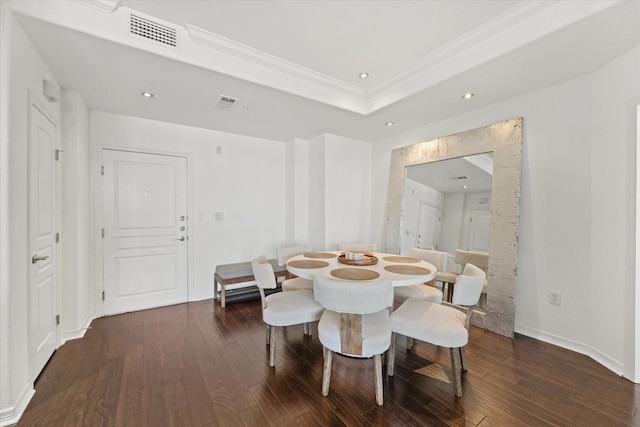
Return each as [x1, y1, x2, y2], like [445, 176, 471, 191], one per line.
[217, 95, 239, 111]
[129, 14, 177, 48]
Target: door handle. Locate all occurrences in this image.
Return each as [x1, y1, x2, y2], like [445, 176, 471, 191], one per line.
[32, 254, 49, 264]
[175, 236, 186, 241]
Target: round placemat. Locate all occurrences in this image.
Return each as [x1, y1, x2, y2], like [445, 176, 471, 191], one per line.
[384, 265, 431, 275]
[382, 256, 420, 263]
[330, 268, 380, 280]
[288, 260, 330, 269]
[303, 252, 337, 259]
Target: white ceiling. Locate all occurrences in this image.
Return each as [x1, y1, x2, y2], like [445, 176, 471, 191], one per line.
[8, 0, 640, 142]
[406, 154, 493, 194]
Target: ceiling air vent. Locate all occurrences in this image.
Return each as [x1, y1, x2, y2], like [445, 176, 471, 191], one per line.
[129, 14, 177, 48]
[217, 95, 239, 111]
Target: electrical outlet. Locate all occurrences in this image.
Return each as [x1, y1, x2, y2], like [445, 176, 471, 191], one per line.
[549, 291, 561, 306]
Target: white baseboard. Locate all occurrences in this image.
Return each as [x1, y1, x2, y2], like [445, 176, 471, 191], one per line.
[61, 311, 95, 344]
[514, 324, 624, 377]
[0, 383, 35, 427]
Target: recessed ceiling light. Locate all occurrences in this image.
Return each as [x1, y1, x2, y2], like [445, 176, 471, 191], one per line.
[462, 92, 474, 99]
[385, 121, 394, 127]
[359, 72, 369, 79]
[141, 91, 154, 98]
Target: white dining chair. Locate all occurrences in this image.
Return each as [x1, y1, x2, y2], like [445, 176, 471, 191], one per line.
[387, 263, 486, 397]
[314, 275, 393, 405]
[437, 249, 489, 302]
[337, 243, 377, 252]
[393, 247, 446, 305]
[277, 244, 313, 291]
[251, 255, 324, 367]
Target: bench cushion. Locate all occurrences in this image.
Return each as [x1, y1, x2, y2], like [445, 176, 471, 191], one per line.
[215, 259, 285, 279]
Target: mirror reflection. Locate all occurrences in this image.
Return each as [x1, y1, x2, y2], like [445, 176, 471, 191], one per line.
[400, 153, 493, 256]
[401, 153, 493, 310]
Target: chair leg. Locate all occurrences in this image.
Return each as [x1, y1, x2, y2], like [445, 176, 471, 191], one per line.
[374, 354, 383, 406]
[459, 346, 467, 372]
[407, 337, 415, 350]
[269, 327, 277, 367]
[322, 348, 333, 396]
[450, 347, 463, 397]
[266, 324, 271, 344]
[303, 322, 308, 335]
[387, 333, 397, 377]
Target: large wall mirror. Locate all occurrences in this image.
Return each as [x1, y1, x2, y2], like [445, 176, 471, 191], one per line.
[385, 118, 523, 337]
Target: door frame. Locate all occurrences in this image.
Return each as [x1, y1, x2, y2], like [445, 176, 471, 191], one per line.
[27, 91, 61, 380]
[92, 146, 194, 317]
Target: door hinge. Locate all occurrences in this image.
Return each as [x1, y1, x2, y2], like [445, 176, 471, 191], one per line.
[102, 291, 105, 301]
[56, 314, 60, 325]
[56, 232, 60, 243]
[101, 165, 104, 175]
[101, 228, 105, 238]
[55, 149, 63, 161]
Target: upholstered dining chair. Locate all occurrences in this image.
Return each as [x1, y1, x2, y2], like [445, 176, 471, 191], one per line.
[277, 244, 313, 291]
[437, 249, 489, 302]
[337, 243, 377, 252]
[387, 263, 486, 397]
[393, 247, 446, 305]
[313, 275, 393, 405]
[251, 255, 324, 367]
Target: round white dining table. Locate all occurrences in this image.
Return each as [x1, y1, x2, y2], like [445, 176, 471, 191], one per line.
[286, 251, 437, 286]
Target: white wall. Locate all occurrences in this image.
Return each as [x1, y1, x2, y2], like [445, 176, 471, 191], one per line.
[400, 178, 443, 255]
[372, 44, 640, 377]
[589, 45, 640, 379]
[284, 138, 310, 245]
[60, 89, 93, 342]
[0, 7, 61, 424]
[439, 193, 464, 253]
[308, 134, 372, 251]
[90, 112, 287, 302]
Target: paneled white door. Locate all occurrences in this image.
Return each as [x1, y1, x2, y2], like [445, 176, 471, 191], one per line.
[416, 202, 441, 249]
[468, 209, 491, 252]
[102, 150, 188, 315]
[29, 104, 58, 381]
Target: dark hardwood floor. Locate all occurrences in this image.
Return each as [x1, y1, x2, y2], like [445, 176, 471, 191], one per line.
[17, 299, 640, 426]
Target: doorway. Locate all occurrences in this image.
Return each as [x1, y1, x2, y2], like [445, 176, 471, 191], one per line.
[101, 149, 189, 315]
[415, 201, 441, 249]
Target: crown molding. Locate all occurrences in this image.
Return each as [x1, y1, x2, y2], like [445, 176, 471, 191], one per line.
[185, 24, 365, 100]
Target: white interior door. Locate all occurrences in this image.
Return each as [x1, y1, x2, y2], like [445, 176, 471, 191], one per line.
[102, 149, 188, 315]
[416, 202, 441, 249]
[468, 209, 491, 252]
[29, 104, 58, 381]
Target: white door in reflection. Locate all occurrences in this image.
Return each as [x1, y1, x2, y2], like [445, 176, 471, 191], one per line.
[416, 202, 441, 249]
[468, 209, 491, 252]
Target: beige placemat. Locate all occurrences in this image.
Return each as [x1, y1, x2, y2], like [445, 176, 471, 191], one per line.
[384, 265, 431, 275]
[382, 256, 420, 263]
[288, 260, 330, 269]
[330, 268, 380, 280]
[303, 252, 337, 259]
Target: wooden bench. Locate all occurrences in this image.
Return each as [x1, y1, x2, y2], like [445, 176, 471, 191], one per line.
[214, 259, 288, 308]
